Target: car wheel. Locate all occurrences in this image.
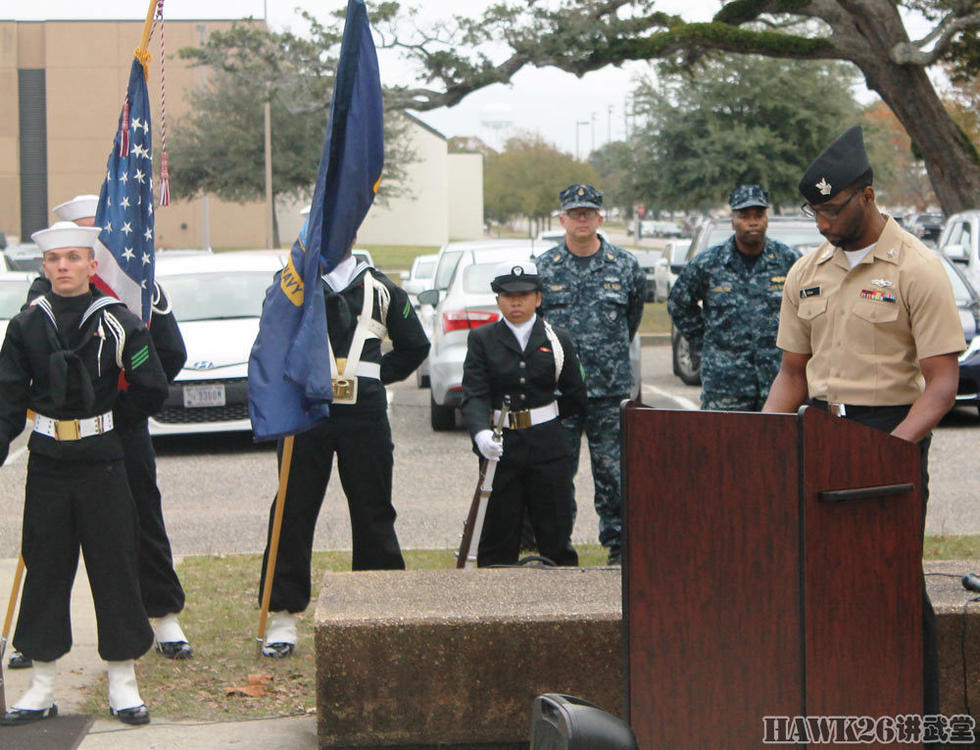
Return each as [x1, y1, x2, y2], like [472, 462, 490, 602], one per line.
[417, 369, 430, 388]
[430, 393, 456, 431]
[672, 332, 702, 386]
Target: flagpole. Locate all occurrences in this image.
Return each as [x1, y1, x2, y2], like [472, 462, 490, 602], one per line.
[137, 0, 157, 55]
[256, 435, 294, 654]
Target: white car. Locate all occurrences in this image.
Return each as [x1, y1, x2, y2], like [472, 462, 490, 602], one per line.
[148, 251, 287, 436]
[423, 245, 538, 430]
[400, 253, 438, 307]
[416, 239, 536, 390]
[421, 244, 642, 430]
[0, 271, 38, 340]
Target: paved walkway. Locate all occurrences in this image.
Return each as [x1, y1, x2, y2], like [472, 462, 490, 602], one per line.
[0, 558, 316, 748]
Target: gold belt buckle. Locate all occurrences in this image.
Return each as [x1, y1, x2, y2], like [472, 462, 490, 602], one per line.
[508, 410, 532, 430]
[55, 419, 81, 441]
[332, 378, 357, 405]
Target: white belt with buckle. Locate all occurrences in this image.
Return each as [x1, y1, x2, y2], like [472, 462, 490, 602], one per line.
[33, 411, 114, 441]
[492, 401, 559, 430]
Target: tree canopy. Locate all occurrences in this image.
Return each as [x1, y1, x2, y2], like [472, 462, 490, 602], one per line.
[171, 21, 413, 246]
[376, 0, 980, 213]
[625, 55, 861, 212]
[484, 133, 598, 230]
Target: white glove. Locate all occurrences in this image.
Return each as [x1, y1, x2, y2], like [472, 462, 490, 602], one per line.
[475, 429, 504, 461]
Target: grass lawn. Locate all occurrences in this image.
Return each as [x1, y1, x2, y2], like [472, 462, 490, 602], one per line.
[640, 302, 670, 335]
[85, 536, 980, 721]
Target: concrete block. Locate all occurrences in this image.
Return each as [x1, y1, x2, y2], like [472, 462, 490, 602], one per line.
[314, 568, 622, 749]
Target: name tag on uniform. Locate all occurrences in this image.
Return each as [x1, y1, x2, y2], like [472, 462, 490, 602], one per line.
[603, 282, 622, 290]
[710, 285, 732, 293]
[801, 286, 821, 298]
[549, 284, 563, 291]
[771, 276, 786, 283]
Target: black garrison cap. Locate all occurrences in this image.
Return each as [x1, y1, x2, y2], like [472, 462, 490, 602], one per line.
[799, 126, 871, 205]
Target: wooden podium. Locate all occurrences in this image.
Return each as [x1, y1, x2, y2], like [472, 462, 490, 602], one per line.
[622, 403, 924, 748]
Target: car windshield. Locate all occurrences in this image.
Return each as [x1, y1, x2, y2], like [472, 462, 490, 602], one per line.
[434, 251, 464, 290]
[941, 259, 973, 306]
[0, 279, 30, 319]
[163, 271, 274, 322]
[703, 223, 823, 252]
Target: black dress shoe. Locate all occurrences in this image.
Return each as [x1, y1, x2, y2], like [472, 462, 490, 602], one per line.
[155, 641, 193, 660]
[0, 704, 58, 726]
[261, 642, 294, 659]
[7, 651, 33, 669]
[110, 704, 150, 725]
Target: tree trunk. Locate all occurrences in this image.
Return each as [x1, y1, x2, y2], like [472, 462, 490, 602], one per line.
[862, 62, 980, 214]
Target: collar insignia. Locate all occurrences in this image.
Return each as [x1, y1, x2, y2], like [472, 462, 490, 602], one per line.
[816, 178, 832, 195]
[887, 249, 896, 257]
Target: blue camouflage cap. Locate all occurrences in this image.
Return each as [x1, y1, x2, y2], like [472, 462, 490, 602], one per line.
[559, 184, 603, 211]
[728, 184, 770, 210]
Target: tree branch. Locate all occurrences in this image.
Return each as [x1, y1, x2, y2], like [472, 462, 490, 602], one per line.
[893, 10, 980, 65]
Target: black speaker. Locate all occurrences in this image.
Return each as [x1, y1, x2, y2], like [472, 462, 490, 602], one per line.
[530, 694, 637, 749]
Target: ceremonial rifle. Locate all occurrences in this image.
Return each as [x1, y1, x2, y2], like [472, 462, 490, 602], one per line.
[457, 396, 510, 569]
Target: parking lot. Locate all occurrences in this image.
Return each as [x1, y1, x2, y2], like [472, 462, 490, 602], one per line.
[1, 341, 979, 561]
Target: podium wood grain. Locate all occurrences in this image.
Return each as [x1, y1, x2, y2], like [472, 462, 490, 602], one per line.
[622, 404, 923, 749]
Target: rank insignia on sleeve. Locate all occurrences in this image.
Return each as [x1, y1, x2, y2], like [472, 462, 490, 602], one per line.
[801, 286, 821, 298]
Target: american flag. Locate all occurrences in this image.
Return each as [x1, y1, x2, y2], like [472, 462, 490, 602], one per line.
[93, 58, 155, 323]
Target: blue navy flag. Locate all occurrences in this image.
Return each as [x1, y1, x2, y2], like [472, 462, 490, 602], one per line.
[248, 0, 385, 441]
[93, 58, 155, 323]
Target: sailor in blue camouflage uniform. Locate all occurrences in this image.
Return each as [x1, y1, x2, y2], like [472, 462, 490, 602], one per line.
[667, 185, 799, 411]
[537, 184, 646, 564]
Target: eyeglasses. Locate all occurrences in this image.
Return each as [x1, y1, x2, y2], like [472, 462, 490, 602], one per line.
[563, 209, 599, 220]
[801, 187, 862, 220]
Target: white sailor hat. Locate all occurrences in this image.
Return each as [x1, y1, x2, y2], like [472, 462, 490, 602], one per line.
[491, 260, 541, 293]
[52, 194, 100, 222]
[31, 221, 101, 253]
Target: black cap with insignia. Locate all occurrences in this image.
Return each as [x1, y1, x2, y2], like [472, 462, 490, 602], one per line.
[559, 184, 603, 211]
[799, 125, 871, 205]
[491, 260, 541, 293]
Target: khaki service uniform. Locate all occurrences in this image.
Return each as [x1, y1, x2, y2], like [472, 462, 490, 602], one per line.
[777, 216, 965, 405]
[776, 213, 965, 719]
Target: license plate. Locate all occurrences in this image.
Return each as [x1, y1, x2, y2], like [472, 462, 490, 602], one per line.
[183, 384, 226, 408]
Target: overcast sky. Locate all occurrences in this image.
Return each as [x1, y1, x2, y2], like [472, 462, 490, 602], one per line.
[8, 0, 727, 155]
[9, 0, 937, 156]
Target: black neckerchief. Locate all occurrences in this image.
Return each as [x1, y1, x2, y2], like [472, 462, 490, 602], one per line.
[45, 291, 97, 412]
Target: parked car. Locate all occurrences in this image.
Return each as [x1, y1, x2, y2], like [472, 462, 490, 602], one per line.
[400, 253, 438, 306]
[420, 245, 641, 430]
[669, 217, 824, 385]
[147, 251, 287, 437]
[939, 252, 980, 416]
[415, 239, 536, 390]
[352, 249, 374, 268]
[630, 249, 670, 303]
[939, 209, 980, 289]
[0, 271, 38, 340]
[906, 212, 945, 244]
[3, 242, 43, 273]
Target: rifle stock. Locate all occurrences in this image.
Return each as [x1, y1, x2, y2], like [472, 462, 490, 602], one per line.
[456, 397, 511, 569]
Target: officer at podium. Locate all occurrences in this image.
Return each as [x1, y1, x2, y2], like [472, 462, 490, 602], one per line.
[763, 125, 965, 720]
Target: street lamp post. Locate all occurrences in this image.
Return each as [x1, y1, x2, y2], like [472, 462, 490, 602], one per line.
[575, 120, 589, 161]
